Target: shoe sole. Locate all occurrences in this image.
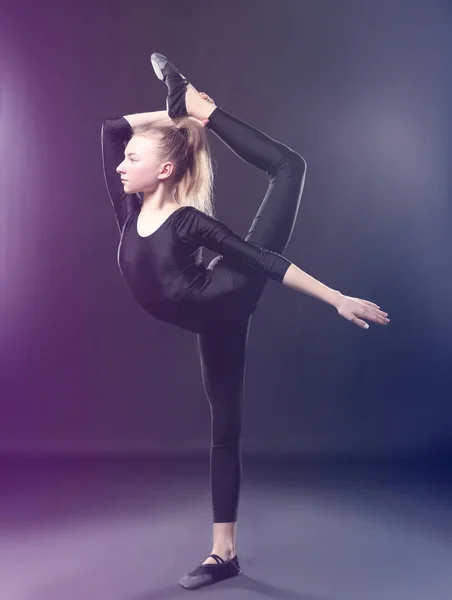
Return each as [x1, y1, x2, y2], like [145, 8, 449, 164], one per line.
[178, 569, 242, 590]
[150, 53, 166, 81]
[178, 569, 241, 590]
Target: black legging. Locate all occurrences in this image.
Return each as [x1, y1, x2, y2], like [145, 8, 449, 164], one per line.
[198, 107, 307, 522]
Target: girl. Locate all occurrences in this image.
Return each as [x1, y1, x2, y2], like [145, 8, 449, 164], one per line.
[100, 53, 389, 590]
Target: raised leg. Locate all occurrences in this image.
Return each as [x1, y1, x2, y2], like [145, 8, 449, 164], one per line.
[205, 106, 307, 311]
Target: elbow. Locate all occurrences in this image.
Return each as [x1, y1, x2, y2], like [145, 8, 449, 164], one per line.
[100, 120, 111, 138]
[101, 118, 114, 132]
[101, 117, 121, 132]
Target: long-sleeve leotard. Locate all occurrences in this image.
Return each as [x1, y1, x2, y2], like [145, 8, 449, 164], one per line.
[100, 116, 292, 332]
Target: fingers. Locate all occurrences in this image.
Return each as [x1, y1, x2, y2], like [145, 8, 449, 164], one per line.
[342, 298, 390, 329]
[359, 306, 389, 326]
[199, 91, 214, 104]
[360, 299, 389, 321]
[362, 300, 380, 309]
[341, 311, 369, 329]
[362, 299, 388, 316]
[351, 316, 370, 329]
[370, 308, 390, 324]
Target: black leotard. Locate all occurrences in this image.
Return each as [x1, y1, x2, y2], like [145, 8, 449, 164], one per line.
[101, 115, 292, 334]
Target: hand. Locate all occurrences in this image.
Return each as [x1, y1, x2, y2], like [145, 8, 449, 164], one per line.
[198, 91, 215, 127]
[333, 294, 390, 329]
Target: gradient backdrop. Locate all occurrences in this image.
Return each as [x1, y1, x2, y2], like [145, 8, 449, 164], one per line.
[1, 0, 451, 458]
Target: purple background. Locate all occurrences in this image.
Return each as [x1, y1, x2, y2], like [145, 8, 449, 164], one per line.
[1, 0, 451, 458]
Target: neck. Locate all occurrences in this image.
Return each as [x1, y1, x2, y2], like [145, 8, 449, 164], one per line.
[141, 187, 178, 214]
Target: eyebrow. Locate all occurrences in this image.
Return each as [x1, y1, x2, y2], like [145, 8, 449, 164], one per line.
[125, 152, 140, 157]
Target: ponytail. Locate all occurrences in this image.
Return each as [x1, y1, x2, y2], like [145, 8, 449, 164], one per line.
[132, 117, 216, 217]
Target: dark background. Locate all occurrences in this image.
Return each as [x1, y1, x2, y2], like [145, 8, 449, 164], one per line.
[1, 0, 451, 459]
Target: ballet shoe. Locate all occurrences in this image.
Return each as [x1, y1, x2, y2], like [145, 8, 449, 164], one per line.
[178, 553, 241, 590]
[150, 52, 189, 119]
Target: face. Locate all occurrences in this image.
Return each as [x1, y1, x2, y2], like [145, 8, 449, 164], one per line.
[116, 135, 174, 194]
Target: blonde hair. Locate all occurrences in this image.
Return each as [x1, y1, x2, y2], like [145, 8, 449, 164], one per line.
[132, 117, 216, 217]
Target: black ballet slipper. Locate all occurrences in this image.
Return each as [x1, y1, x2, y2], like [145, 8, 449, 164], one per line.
[150, 52, 189, 119]
[178, 553, 241, 590]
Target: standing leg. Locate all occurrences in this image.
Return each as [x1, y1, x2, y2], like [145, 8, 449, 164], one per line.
[196, 313, 251, 563]
[206, 106, 307, 311]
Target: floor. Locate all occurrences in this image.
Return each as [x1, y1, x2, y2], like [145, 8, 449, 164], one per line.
[0, 455, 451, 600]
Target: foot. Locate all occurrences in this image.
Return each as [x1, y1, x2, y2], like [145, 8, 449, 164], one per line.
[150, 52, 189, 118]
[202, 549, 235, 565]
[150, 52, 216, 123]
[179, 552, 241, 590]
[185, 83, 217, 123]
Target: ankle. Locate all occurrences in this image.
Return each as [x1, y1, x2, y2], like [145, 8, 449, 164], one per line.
[212, 546, 235, 559]
[185, 83, 217, 121]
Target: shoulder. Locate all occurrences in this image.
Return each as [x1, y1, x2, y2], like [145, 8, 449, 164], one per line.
[173, 205, 217, 241]
[175, 205, 212, 222]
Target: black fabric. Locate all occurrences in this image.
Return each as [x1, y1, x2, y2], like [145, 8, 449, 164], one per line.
[101, 105, 306, 522]
[179, 554, 241, 589]
[165, 73, 189, 118]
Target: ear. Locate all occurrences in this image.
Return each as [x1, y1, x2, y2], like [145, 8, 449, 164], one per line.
[158, 161, 174, 180]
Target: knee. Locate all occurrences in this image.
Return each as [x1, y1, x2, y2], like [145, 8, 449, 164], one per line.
[269, 150, 307, 180]
[286, 151, 307, 178]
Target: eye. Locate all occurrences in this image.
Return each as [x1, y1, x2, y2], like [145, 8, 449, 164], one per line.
[129, 158, 136, 163]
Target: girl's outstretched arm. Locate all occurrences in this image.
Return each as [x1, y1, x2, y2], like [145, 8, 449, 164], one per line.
[282, 263, 341, 307]
[281, 264, 390, 329]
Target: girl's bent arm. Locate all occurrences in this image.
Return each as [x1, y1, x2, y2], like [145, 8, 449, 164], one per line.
[101, 117, 142, 232]
[122, 110, 174, 128]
